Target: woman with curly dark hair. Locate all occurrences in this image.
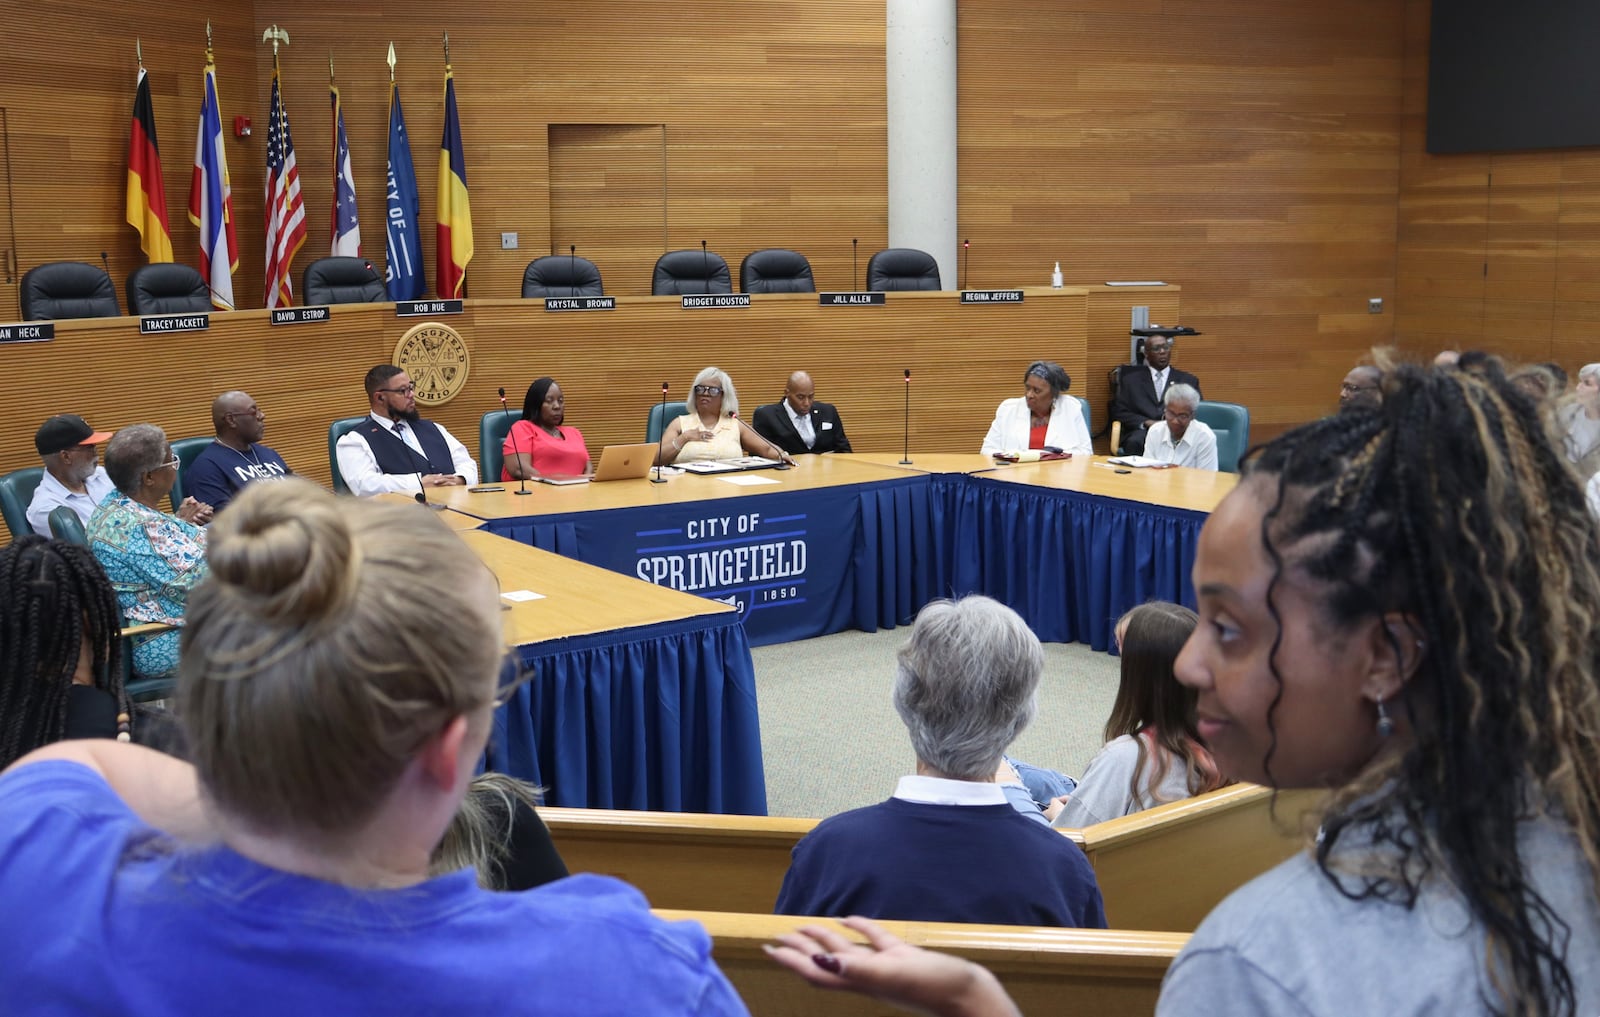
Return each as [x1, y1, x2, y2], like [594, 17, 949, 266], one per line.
[771, 353, 1600, 1016]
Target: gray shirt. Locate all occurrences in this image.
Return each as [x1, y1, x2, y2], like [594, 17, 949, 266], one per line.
[1051, 734, 1198, 829]
[1157, 816, 1600, 1015]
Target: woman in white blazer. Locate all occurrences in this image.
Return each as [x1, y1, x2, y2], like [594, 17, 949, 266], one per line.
[980, 361, 1093, 456]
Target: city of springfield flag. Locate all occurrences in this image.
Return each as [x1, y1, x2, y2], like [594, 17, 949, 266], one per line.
[188, 51, 238, 310]
[384, 81, 424, 301]
[263, 55, 307, 308]
[330, 82, 360, 256]
[436, 65, 472, 299]
[125, 68, 174, 263]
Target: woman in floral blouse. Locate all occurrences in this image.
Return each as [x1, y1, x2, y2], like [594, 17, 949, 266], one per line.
[87, 424, 212, 679]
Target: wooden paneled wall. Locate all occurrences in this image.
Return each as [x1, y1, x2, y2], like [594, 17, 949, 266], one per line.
[1395, 0, 1600, 370]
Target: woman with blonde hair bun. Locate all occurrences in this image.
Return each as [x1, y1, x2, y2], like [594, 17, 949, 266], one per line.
[0, 478, 747, 1015]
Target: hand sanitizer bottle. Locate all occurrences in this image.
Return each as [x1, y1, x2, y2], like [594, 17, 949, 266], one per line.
[1051, 262, 1064, 288]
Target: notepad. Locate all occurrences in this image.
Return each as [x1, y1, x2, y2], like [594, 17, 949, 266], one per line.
[501, 590, 546, 602]
[717, 474, 782, 486]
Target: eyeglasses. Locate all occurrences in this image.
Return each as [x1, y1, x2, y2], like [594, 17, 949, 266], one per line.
[1164, 410, 1194, 423]
[1340, 382, 1377, 394]
[693, 385, 723, 397]
[378, 384, 417, 395]
[492, 650, 535, 709]
[157, 455, 181, 471]
[1145, 344, 1171, 354]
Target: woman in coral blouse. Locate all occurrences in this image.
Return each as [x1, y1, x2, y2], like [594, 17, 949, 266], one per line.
[502, 377, 591, 481]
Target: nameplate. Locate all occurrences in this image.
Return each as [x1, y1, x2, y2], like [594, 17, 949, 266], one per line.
[960, 289, 1024, 304]
[545, 296, 616, 311]
[0, 322, 53, 343]
[271, 305, 331, 325]
[819, 291, 886, 306]
[396, 299, 463, 317]
[138, 313, 210, 334]
[680, 294, 751, 309]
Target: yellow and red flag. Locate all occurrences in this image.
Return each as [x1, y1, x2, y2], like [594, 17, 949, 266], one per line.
[436, 65, 473, 299]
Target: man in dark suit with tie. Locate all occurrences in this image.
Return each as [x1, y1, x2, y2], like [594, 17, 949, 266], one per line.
[1111, 336, 1201, 455]
[752, 371, 853, 455]
[334, 364, 479, 496]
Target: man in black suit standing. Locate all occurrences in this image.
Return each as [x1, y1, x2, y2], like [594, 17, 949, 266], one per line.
[752, 371, 853, 455]
[1111, 336, 1201, 455]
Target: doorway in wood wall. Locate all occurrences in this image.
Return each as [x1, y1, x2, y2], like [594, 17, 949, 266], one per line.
[547, 124, 667, 298]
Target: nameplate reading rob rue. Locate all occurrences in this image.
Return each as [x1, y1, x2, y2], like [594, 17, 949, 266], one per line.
[0, 322, 54, 344]
[545, 296, 617, 312]
[819, 292, 887, 306]
[139, 313, 210, 335]
[271, 306, 332, 325]
[960, 290, 1025, 304]
[680, 294, 752, 309]
[397, 299, 464, 317]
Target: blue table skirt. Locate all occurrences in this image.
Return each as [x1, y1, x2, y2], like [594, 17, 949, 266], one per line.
[488, 612, 767, 815]
[940, 478, 1207, 650]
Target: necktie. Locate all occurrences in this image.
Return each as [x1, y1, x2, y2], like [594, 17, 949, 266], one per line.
[393, 420, 422, 455]
[795, 412, 816, 449]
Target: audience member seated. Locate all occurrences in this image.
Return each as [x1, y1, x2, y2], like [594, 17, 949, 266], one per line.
[1112, 336, 1202, 455]
[774, 595, 1106, 929]
[752, 371, 853, 455]
[0, 536, 151, 767]
[1563, 362, 1600, 480]
[656, 366, 795, 466]
[979, 360, 1092, 457]
[25, 414, 115, 537]
[87, 424, 211, 679]
[1141, 384, 1217, 470]
[1338, 364, 1382, 411]
[335, 364, 479, 496]
[503, 377, 590, 481]
[185, 391, 293, 514]
[0, 480, 748, 1014]
[432, 772, 570, 891]
[771, 354, 1600, 1016]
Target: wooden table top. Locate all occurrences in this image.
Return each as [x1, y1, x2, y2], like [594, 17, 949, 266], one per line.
[372, 493, 485, 531]
[845, 452, 1009, 474]
[981, 456, 1240, 514]
[458, 528, 732, 645]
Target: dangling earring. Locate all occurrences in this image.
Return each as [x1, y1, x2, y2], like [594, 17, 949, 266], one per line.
[1375, 697, 1395, 738]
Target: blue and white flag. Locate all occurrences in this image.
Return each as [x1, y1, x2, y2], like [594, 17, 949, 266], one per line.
[384, 82, 423, 300]
[330, 82, 361, 256]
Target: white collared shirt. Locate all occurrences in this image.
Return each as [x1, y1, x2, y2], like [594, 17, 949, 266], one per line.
[334, 413, 479, 497]
[786, 400, 816, 448]
[892, 774, 1009, 806]
[26, 466, 116, 536]
[1144, 418, 1218, 471]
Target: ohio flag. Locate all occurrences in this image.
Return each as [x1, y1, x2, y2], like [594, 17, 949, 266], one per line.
[330, 81, 360, 256]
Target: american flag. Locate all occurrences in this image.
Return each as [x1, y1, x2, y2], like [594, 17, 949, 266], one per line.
[264, 55, 306, 308]
[330, 82, 360, 257]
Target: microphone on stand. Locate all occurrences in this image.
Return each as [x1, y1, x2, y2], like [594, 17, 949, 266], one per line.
[732, 411, 790, 468]
[99, 251, 110, 278]
[569, 244, 577, 299]
[899, 369, 913, 465]
[499, 386, 532, 495]
[415, 471, 428, 506]
[962, 239, 970, 290]
[852, 238, 859, 290]
[651, 381, 671, 484]
[700, 239, 710, 294]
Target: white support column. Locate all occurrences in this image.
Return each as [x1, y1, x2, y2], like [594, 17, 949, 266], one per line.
[886, 0, 958, 290]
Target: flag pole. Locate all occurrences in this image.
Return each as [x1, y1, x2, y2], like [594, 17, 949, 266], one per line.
[443, 31, 450, 69]
[136, 38, 143, 70]
[387, 42, 396, 83]
[205, 20, 212, 62]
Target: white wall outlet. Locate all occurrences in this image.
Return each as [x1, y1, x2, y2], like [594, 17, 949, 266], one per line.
[1368, 297, 1383, 314]
[501, 232, 519, 250]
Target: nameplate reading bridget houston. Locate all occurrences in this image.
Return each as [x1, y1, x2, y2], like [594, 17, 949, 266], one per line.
[681, 294, 752, 309]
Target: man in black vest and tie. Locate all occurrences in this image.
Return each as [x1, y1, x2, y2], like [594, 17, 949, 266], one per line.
[1111, 336, 1201, 456]
[335, 364, 479, 496]
[752, 371, 853, 456]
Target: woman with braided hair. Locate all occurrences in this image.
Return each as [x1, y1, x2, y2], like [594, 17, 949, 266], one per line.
[0, 535, 133, 768]
[770, 354, 1599, 1016]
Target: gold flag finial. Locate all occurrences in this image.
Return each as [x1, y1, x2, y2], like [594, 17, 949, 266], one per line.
[386, 41, 396, 82]
[262, 24, 290, 57]
[205, 21, 213, 61]
[329, 54, 335, 81]
[442, 31, 450, 67]
[136, 38, 143, 69]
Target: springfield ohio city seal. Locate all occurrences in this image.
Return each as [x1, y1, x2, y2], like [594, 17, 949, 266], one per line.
[393, 321, 470, 405]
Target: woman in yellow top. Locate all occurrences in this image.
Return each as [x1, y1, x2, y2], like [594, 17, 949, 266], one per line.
[656, 366, 794, 465]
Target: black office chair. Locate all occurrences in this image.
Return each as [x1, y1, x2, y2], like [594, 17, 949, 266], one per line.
[522, 255, 604, 298]
[866, 248, 941, 292]
[739, 249, 816, 293]
[126, 263, 211, 315]
[651, 250, 732, 295]
[20, 262, 120, 320]
[302, 257, 386, 305]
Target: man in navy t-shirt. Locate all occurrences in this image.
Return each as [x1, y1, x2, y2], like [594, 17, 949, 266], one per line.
[185, 390, 292, 514]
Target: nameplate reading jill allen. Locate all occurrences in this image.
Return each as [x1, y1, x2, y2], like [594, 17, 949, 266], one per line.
[0, 322, 54, 343]
[396, 299, 464, 317]
[545, 296, 617, 312]
[960, 290, 1025, 304]
[139, 313, 210, 335]
[271, 306, 331, 325]
[681, 294, 752, 309]
[819, 292, 887, 306]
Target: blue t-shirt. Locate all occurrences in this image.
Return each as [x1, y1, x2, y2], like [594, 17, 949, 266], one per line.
[0, 761, 749, 1017]
[774, 797, 1107, 928]
[184, 440, 291, 513]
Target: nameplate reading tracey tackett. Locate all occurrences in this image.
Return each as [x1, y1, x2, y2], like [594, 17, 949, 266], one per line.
[139, 313, 210, 334]
[680, 294, 752, 309]
[960, 290, 1025, 304]
[0, 322, 54, 343]
[545, 296, 617, 311]
[819, 292, 886, 306]
[271, 306, 332, 325]
[396, 299, 464, 317]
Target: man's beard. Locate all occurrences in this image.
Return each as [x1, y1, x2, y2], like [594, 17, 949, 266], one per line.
[394, 406, 421, 424]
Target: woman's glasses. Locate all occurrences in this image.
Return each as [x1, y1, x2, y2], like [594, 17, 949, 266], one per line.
[693, 385, 724, 396]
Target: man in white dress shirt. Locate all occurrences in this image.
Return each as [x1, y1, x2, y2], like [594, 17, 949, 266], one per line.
[25, 414, 117, 536]
[751, 371, 853, 455]
[1111, 336, 1202, 455]
[334, 365, 478, 497]
[1142, 383, 1217, 470]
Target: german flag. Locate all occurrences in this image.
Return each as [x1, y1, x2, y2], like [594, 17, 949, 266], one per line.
[125, 67, 174, 263]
